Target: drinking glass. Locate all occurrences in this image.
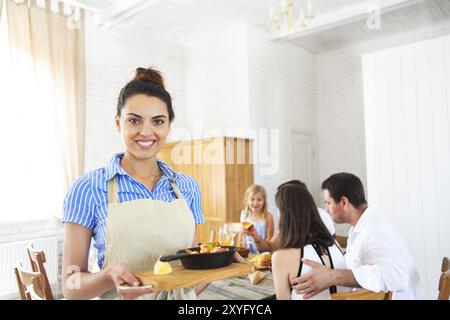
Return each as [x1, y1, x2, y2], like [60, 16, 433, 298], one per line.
[240, 210, 253, 230]
[219, 227, 234, 246]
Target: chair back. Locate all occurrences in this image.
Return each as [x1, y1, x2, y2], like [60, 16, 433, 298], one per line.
[27, 245, 54, 300]
[438, 257, 450, 300]
[330, 289, 393, 300]
[14, 266, 28, 300]
[27, 283, 45, 300]
[15, 263, 46, 300]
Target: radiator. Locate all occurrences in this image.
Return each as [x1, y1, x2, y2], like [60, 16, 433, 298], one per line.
[0, 237, 59, 297]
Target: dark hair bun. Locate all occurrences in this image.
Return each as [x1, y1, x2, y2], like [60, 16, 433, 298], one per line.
[134, 67, 165, 90]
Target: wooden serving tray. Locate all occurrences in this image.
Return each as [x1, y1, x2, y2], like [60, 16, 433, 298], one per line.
[135, 263, 253, 292]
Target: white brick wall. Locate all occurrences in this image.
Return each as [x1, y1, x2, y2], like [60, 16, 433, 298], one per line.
[183, 22, 250, 132]
[316, 47, 366, 235]
[316, 47, 367, 190]
[247, 25, 316, 221]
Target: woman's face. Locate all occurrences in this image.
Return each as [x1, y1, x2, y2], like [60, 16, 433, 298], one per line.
[248, 192, 264, 212]
[115, 94, 170, 161]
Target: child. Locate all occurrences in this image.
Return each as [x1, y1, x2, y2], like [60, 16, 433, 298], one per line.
[242, 185, 274, 253]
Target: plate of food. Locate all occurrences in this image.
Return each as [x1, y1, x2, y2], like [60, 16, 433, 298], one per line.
[248, 252, 272, 270]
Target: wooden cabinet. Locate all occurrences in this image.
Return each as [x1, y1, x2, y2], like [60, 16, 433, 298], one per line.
[158, 137, 254, 242]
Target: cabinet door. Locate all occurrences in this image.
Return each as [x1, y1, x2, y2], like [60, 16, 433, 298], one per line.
[158, 138, 253, 243]
[225, 138, 254, 223]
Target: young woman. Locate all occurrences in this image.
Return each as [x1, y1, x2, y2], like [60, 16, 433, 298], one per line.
[271, 183, 350, 300]
[242, 185, 274, 253]
[61, 67, 206, 300]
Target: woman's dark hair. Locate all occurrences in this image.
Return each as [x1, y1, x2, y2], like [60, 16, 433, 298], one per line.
[277, 179, 307, 190]
[116, 67, 174, 122]
[275, 184, 334, 250]
[321, 172, 367, 209]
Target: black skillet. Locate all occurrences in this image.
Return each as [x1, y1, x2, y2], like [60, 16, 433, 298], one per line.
[159, 246, 236, 269]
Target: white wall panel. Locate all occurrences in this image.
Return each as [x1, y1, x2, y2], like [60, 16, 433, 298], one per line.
[363, 34, 450, 299]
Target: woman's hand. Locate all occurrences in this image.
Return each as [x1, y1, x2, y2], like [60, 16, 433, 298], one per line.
[233, 252, 246, 263]
[194, 283, 210, 295]
[106, 263, 154, 300]
[243, 225, 262, 244]
[242, 225, 257, 238]
[291, 259, 333, 299]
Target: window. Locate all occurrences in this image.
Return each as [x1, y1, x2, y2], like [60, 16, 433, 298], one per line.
[0, 4, 67, 224]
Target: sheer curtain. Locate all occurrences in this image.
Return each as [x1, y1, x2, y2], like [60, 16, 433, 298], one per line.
[0, 0, 85, 224]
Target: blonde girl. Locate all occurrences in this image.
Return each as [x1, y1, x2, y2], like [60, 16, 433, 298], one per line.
[242, 185, 274, 253]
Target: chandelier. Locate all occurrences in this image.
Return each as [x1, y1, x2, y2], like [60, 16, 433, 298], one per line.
[270, 0, 315, 34]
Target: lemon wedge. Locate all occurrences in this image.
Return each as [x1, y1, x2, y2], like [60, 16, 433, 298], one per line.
[153, 260, 173, 275]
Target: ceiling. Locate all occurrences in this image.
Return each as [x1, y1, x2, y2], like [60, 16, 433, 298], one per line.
[291, 0, 450, 52]
[77, 0, 450, 52]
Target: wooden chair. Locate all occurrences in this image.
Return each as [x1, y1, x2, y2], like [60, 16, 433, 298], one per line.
[14, 266, 28, 300]
[27, 244, 54, 300]
[330, 289, 393, 300]
[27, 283, 45, 300]
[438, 257, 450, 300]
[15, 263, 45, 300]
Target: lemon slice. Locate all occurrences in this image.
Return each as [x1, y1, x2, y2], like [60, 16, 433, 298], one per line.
[153, 260, 173, 275]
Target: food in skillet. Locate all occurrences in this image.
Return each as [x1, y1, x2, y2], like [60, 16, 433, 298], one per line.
[184, 243, 230, 254]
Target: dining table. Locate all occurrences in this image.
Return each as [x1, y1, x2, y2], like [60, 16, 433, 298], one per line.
[198, 268, 275, 300]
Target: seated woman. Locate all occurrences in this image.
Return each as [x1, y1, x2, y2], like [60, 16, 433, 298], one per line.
[241, 185, 274, 253]
[271, 183, 350, 300]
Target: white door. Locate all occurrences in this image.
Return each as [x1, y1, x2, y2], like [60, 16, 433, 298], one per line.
[290, 130, 318, 202]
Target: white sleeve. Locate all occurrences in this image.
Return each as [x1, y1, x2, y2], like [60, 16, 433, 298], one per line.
[352, 231, 410, 292]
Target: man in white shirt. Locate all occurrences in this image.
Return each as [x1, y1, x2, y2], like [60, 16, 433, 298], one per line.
[292, 173, 419, 299]
[245, 180, 335, 253]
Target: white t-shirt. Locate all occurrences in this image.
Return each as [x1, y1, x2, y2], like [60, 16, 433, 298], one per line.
[346, 207, 420, 299]
[291, 244, 351, 300]
[318, 207, 335, 236]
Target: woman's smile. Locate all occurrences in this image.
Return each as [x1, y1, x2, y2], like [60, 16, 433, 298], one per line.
[136, 139, 157, 150]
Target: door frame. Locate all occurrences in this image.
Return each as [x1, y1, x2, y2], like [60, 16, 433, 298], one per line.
[288, 128, 320, 204]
